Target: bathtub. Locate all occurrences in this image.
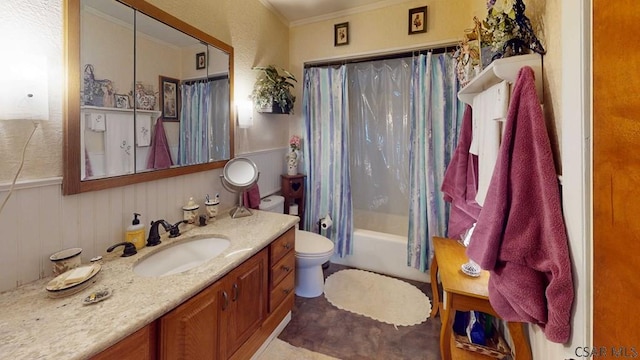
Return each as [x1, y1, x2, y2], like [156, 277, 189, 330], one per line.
[331, 212, 430, 282]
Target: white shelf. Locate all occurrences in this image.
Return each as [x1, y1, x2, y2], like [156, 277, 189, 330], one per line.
[81, 106, 161, 117]
[457, 53, 543, 106]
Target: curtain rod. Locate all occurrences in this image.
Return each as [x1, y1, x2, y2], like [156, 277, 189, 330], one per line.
[303, 43, 458, 69]
[182, 74, 229, 85]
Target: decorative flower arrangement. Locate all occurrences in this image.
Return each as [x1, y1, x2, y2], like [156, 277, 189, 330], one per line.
[482, 0, 520, 52]
[289, 135, 301, 152]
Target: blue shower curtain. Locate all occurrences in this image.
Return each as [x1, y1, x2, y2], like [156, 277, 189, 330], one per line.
[302, 66, 353, 257]
[302, 52, 462, 268]
[179, 78, 229, 165]
[408, 53, 464, 271]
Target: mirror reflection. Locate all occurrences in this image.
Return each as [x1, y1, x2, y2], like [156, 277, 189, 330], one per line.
[77, 0, 231, 183]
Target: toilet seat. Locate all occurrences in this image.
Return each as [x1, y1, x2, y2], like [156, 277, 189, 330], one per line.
[295, 230, 334, 256]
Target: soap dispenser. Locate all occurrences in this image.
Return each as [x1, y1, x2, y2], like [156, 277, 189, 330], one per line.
[126, 213, 146, 250]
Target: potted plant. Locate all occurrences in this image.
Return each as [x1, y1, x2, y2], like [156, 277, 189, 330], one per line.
[251, 65, 297, 114]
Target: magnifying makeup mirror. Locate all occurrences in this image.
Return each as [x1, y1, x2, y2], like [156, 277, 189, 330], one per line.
[220, 157, 260, 218]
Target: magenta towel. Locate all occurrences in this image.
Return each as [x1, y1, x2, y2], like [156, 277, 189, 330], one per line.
[466, 67, 574, 343]
[441, 105, 481, 239]
[146, 118, 173, 170]
[242, 183, 261, 210]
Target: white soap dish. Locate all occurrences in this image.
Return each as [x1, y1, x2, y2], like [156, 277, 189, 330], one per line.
[461, 261, 481, 277]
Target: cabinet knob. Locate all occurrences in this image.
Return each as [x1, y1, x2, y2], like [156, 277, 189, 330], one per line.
[222, 291, 229, 310]
[232, 283, 239, 301]
[281, 265, 291, 272]
[283, 288, 291, 295]
[283, 243, 291, 250]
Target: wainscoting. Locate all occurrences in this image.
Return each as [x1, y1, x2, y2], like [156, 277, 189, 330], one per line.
[0, 147, 287, 292]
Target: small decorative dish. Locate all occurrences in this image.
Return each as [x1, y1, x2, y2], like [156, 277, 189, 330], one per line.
[46, 263, 101, 298]
[83, 289, 112, 305]
[461, 261, 481, 277]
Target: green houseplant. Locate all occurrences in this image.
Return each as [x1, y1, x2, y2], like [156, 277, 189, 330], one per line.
[251, 65, 297, 114]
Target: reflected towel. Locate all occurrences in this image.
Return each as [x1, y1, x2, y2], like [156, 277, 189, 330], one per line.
[135, 114, 151, 147]
[89, 113, 105, 132]
[466, 67, 574, 343]
[242, 184, 261, 210]
[146, 117, 173, 169]
[441, 105, 481, 239]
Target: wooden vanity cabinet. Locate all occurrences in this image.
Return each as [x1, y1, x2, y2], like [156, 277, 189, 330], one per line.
[158, 282, 222, 359]
[218, 249, 268, 359]
[94, 229, 294, 360]
[90, 322, 157, 360]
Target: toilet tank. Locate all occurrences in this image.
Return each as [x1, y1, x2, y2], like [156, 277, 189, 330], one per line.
[259, 195, 285, 213]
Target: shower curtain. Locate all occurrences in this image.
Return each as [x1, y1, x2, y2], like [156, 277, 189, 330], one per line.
[302, 52, 462, 268]
[408, 53, 464, 271]
[178, 78, 229, 165]
[302, 66, 353, 257]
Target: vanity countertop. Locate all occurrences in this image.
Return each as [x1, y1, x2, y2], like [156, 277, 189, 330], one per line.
[0, 210, 298, 360]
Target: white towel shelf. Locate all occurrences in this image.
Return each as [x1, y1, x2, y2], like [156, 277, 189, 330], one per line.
[458, 53, 543, 106]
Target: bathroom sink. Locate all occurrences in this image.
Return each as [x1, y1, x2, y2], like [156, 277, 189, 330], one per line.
[133, 236, 230, 277]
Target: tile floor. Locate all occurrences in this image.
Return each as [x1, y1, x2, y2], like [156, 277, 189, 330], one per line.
[278, 264, 442, 360]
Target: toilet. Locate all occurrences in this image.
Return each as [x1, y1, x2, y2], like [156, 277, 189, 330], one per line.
[259, 195, 335, 298]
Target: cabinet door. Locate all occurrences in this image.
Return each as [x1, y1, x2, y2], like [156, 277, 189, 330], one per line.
[159, 283, 221, 360]
[220, 249, 268, 359]
[91, 322, 156, 360]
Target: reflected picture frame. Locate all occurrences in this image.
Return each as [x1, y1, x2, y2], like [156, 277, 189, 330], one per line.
[196, 52, 206, 70]
[408, 6, 427, 35]
[159, 76, 180, 121]
[334, 22, 349, 46]
[114, 94, 129, 109]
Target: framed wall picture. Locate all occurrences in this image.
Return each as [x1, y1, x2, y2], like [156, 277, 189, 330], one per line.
[159, 76, 180, 120]
[114, 94, 130, 109]
[334, 22, 349, 46]
[408, 6, 427, 35]
[196, 52, 206, 70]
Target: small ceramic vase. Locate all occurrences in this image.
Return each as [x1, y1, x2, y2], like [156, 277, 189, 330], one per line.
[182, 197, 199, 224]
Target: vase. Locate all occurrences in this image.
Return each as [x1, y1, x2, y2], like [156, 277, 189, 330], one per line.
[286, 150, 298, 175]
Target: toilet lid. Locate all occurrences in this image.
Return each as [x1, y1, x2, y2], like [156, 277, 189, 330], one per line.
[295, 230, 334, 254]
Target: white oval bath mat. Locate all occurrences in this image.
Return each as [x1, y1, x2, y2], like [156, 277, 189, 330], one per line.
[323, 269, 431, 326]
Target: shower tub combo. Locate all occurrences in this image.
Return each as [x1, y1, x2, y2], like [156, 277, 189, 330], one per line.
[330, 210, 430, 283]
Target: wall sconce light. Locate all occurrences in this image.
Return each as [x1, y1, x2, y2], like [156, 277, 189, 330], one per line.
[237, 99, 254, 129]
[0, 53, 49, 121]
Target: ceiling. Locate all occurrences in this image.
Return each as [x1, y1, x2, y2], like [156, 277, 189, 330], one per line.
[262, 0, 400, 24]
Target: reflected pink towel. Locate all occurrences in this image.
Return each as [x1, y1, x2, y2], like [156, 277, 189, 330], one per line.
[242, 184, 261, 209]
[466, 67, 574, 343]
[146, 118, 173, 170]
[441, 105, 481, 239]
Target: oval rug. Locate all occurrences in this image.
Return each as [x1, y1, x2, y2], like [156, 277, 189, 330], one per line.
[323, 269, 431, 326]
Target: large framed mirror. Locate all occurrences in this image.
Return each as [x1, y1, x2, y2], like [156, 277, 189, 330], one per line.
[63, 0, 234, 195]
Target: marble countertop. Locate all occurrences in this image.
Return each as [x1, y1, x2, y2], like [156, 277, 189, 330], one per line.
[0, 210, 298, 360]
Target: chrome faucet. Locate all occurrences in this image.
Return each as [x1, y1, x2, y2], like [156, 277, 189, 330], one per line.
[147, 219, 188, 246]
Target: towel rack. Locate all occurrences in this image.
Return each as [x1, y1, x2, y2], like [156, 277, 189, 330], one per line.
[458, 53, 543, 106]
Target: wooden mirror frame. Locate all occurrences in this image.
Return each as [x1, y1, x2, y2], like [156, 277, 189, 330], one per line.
[63, 0, 235, 195]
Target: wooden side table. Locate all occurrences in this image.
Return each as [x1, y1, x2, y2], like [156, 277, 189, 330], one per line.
[281, 174, 306, 229]
[430, 236, 532, 360]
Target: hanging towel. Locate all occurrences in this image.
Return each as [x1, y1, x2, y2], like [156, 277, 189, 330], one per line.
[469, 81, 508, 206]
[104, 112, 134, 176]
[466, 67, 574, 344]
[135, 114, 151, 147]
[242, 183, 261, 210]
[89, 112, 105, 132]
[146, 117, 174, 170]
[441, 105, 481, 239]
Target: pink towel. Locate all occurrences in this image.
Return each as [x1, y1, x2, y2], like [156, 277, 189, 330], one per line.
[242, 183, 261, 210]
[441, 105, 481, 239]
[466, 67, 574, 343]
[146, 118, 173, 170]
